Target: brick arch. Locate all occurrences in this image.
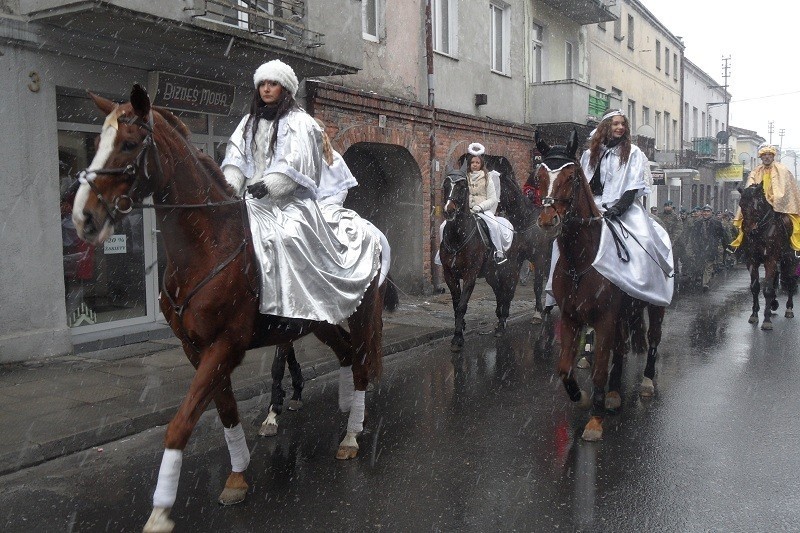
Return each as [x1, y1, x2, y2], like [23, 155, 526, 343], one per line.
[331, 125, 427, 177]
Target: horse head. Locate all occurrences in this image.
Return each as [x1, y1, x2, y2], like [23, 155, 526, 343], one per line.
[442, 160, 469, 221]
[738, 183, 771, 235]
[71, 84, 165, 244]
[534, 129, 589, 228]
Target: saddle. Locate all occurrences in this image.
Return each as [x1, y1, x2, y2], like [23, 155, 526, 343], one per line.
[473, 215, 495, 251]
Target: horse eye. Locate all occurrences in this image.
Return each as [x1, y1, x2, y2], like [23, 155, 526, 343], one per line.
[121, 140, 138, 152]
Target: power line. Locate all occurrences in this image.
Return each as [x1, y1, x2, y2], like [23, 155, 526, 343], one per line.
[732, 90, 800, 103]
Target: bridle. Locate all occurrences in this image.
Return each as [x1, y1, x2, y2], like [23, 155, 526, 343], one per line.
[540, 163, 602, 229]
[75, 112, 241, 225]
[443, 174, 469, 222]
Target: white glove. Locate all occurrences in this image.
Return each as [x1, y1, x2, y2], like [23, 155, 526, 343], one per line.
[471, 205, 483, 213]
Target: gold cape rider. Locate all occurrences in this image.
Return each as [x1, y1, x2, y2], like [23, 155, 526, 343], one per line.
[730, 144, 800, 252]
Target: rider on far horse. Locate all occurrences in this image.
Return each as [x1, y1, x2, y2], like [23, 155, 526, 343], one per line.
[437, 142, 514, 265]
[729, 143, 800, 256]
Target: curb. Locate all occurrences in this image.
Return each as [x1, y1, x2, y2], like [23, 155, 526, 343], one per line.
[0, 311, 535, 476]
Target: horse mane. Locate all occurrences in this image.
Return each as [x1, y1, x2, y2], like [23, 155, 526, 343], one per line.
[574, 165, 602, 218]
[499, 172, 531, 228]
[154, 106, 192, 140]
[153, 106, 236, 197]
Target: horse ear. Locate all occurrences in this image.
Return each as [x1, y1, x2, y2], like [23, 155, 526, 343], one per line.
[88, 91, 117, 115]
[130, 84, 151, 119]
[566, 129, 579, 159]
[460, 157, 469, 173]
[535, 130, 550, 156]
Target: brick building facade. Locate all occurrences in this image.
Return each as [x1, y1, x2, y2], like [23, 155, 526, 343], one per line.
[308, 81, 537, 293]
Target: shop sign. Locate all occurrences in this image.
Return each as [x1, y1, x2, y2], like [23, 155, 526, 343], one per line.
[104, 234, 127, 254]
[651, 170, 666, 186]
[151, 72, 235, 115]
[715, 164, 744, 182]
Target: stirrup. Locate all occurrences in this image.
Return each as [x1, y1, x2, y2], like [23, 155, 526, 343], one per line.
[795, 250, 800, 259]
[494, 252, 507, 265]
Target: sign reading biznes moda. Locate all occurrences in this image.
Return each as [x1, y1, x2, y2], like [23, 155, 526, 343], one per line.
[151, 72, 235, 115]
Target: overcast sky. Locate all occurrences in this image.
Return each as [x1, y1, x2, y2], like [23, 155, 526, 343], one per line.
[639, 0, 800, 152]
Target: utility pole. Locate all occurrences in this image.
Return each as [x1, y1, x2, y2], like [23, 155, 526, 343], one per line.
[779, 128, 786, 158]
[721, 56, 731, 162]
[768, 121, 775, 145]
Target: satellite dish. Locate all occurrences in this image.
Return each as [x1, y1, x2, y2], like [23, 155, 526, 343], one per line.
[739, 152, 751, 165]
[716, 130, 730, 144]
[636, 124, 656, 139]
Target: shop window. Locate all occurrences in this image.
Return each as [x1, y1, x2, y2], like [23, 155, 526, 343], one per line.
[59, 128, 148, 327]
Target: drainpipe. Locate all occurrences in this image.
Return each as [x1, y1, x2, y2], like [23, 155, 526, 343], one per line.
[425, 0, 439, 292]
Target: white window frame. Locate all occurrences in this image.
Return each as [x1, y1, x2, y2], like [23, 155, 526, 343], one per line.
[490, 1, 511, 74]
[432, 0, 458, 56]
[362, 0, 382, 42]
[530, 22, 544, 83]
[627, 99, 637, 132]
[565, 40, 574, 79]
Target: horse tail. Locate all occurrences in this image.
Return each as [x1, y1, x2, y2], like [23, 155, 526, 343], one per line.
[383, 275, 400, 312]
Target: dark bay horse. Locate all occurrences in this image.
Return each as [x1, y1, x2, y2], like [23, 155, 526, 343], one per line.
[497, 170, 558, 314]
[536, 131, 665, 441]
[71, 85, 396, 532]
[440, 163, 521, 351]
[737, 183, 797, 330]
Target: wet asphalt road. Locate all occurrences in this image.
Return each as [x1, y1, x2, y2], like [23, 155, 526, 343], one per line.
[1, 266, 799, 532]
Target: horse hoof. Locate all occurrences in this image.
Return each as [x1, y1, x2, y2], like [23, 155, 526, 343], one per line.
[336, 446, 359, 460]
[576, 356, 591, 369]
[748, 315, 759, 324]
[577, 390, 592, 410]
[581, 417, 604, 441]
[761, 322, 773, 331]
[287, 399, 303, 411]
[605, 392, 621, 410]
[640, 377, 655, 398]
[258, 420, 278, 437]
[218, 475, 248, 506]
[786, 310, 794, 319]
[143, 507, 174, 533]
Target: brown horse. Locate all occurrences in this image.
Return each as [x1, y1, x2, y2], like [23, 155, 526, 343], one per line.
[440, 163, 522, 350]
[737, 183, 797, 329]
[497, 170, 558, 314]
[71, 85, 396, 532]
[535, 131, 665, 441]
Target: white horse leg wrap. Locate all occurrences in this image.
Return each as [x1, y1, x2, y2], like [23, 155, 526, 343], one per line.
[346, 390, 366, 434]
[338, 366, 354, 412]
[224, 423, 250, 473]
[152, 448, 183, 509]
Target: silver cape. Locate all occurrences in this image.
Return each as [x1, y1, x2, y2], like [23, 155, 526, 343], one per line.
[222, 111, 380, 323]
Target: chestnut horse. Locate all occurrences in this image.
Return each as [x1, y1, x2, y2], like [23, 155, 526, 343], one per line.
[535, 131, 665, 441]
[440, 164, 521, 350]
[71, 85, 396, 532]
[737, 183, 797, 329]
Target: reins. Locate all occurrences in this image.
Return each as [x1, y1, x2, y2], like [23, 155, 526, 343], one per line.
[77, 109, 255, 353]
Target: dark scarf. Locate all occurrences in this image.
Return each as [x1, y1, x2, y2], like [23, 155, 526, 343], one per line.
[589, 137, 623, 196]
[256, 102, 280, 121]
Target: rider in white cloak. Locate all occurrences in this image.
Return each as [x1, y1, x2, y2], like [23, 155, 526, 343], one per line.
[221, 60, 380, 324]
[315, 118, 391, 285]
[544, 111, 673, 307]
[435, 142, 514, 265]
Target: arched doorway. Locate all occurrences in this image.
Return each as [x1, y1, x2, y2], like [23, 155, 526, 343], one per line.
[342, 143, 423, 294]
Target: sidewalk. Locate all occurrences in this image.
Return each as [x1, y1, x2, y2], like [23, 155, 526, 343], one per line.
[0, 280, 536, 476]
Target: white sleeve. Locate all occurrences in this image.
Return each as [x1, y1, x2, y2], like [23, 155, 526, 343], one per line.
[479, 174, 499, 214]
[222, 165, 246, 197]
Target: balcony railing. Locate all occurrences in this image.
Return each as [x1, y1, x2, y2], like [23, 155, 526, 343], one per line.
[692, 137, 718, 158]
[537, 0, 618, 25]
[193, 0, 323, 48]
[531, 80, 622, 125]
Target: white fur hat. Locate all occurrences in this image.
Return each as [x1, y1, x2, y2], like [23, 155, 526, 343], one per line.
[253, 59, 299, 96]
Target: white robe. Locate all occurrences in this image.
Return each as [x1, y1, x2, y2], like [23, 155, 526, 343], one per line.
[546, 145, 673, 307]
[221, 111, 380, 324]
